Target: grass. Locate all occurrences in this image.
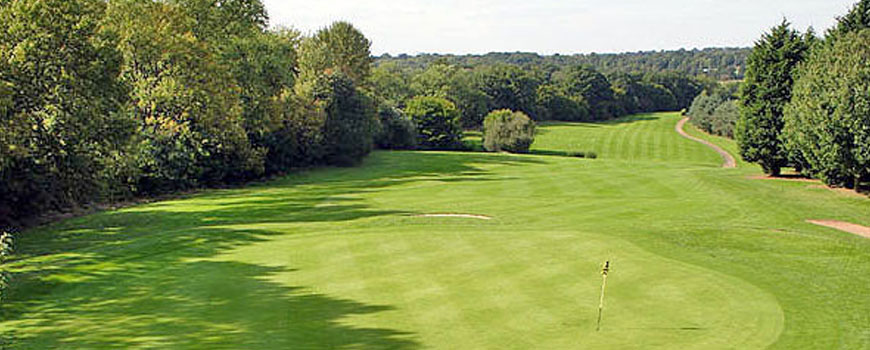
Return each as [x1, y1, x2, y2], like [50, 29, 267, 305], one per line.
[1, 112, 868, 349]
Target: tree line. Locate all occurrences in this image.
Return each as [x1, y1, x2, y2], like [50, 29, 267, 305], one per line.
[371, 59, 712, 128]
[377, 47, 750, 81]
[687, 82, 740, 138]
[0, 0, 380, 228]
[736, 0, 870, 190]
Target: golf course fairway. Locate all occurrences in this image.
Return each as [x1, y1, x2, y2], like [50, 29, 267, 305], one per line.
[1, 112, 868, 349]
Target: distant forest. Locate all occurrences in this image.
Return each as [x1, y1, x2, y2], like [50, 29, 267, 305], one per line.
[376, 48, 751, 81]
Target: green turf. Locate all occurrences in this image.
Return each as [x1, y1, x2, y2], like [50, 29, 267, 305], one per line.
[2, 112, 868, 349]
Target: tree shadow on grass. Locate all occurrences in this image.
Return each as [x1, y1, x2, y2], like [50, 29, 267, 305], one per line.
[2, 151, 542, 348]
[3, 252, 417, 349]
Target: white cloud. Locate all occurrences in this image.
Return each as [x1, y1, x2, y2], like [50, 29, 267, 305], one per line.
[262, 0, 856, 55]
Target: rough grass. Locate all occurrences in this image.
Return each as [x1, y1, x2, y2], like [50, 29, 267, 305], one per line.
[1, 112, 868, 349]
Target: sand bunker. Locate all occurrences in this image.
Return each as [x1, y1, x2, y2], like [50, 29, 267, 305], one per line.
[413, 214, 492, 220]
[807, 220, 870, 239]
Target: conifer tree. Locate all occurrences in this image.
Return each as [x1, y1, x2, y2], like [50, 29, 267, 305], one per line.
[736, 20, 811, 176]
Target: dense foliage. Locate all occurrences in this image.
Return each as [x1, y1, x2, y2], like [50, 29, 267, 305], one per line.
[404, 96, 463, 150]
[737, 0, 870, 191]
[736, 21, 813, 176]
[372, 61, 709, 126]
[688, 82, 740, 138]
[377, 48, 750, 81]
[0, 0, 377, 228]
[374, 107, 417, 150]
[784, 29, 870, 189]
[482, 110, 536, 153]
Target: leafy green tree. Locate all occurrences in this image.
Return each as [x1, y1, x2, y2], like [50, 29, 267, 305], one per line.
[171, 0, 268, 41]
[310, 73, 376, 166]
[263, 89, 328, 172]
[474, 64, 541, 119]
[410, 63, 488, 128]
[483, 110, 536, 153]
[736, 21, 811, 176]
[219, 29, 300, 151]
[298, 21, 373, 87]
[371, 62, 413, 107]
[784, 29, 870, 190]
[0, 0, 130, 223]
[105, 0, 262, 192]
[644, 73, 706, 110]
[375, 106, 417, 150]
[554, 66, 616, 120]
[404, 96, 463, 150]
[535, 84, 589, 121]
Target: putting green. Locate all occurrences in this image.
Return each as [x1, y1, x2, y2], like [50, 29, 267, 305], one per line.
[2, 113, 868, 349]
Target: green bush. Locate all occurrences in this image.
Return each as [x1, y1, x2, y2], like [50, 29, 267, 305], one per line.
[482, 110, 536, 153]
[314, 73, 376, 166]
[375, 106, 417, 150]
[404, 96, 463, 150]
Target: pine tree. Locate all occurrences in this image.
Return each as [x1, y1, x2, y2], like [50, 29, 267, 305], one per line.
[736, 20, 812, 176]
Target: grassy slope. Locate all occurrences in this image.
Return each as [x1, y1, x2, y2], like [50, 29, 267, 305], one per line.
[1, 113, 868, 349]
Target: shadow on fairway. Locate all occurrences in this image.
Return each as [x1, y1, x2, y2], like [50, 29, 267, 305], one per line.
[2, 151, 540, 348]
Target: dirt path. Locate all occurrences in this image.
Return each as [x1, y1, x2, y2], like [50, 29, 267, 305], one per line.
[807, 220, 870, 239]
[676, 117, 737, 168]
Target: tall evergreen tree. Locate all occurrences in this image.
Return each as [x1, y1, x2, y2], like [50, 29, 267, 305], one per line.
[736, 20, 812, 176]
[830, 0, 870, 37]
[785, 30, 870, 191]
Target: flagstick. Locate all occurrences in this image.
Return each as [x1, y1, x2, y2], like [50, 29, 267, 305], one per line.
[596, 261, 610, 332]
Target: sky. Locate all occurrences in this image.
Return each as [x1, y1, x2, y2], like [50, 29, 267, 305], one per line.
[262, 0, 858, 55]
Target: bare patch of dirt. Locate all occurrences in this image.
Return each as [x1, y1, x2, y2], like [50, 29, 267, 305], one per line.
[807, 220, 870, 239]
[413, 214, 492, 220]
[807, 185, 867, 198]
[676, 118, 737, 168]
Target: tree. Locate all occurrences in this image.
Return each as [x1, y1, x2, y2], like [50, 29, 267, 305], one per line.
[311, 73, 376, 166]
[483, 110, 536, 153]
[298, 21, 373, 87]
[404, 96, 463, 150]
[784, 29, 870, 190]
[736, 20, 812, 176]
[830, 0, 870, 38]
[219, 29, 300, 154]
[371, 62, 413, 107]
[410, 63, 488, 128]
[644, 73, 706, 111]
[171, 0, 268, 41]
[474, 64, 541, 119]
[374, 106, 417, 150]
[0, 0, 130, 225]
[105, 0, 262, 193]
[554, 66, 617, 120]
[535, 84, 589, 121]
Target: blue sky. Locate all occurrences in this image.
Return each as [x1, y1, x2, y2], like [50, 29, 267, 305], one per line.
[262, 0, 857, 55]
